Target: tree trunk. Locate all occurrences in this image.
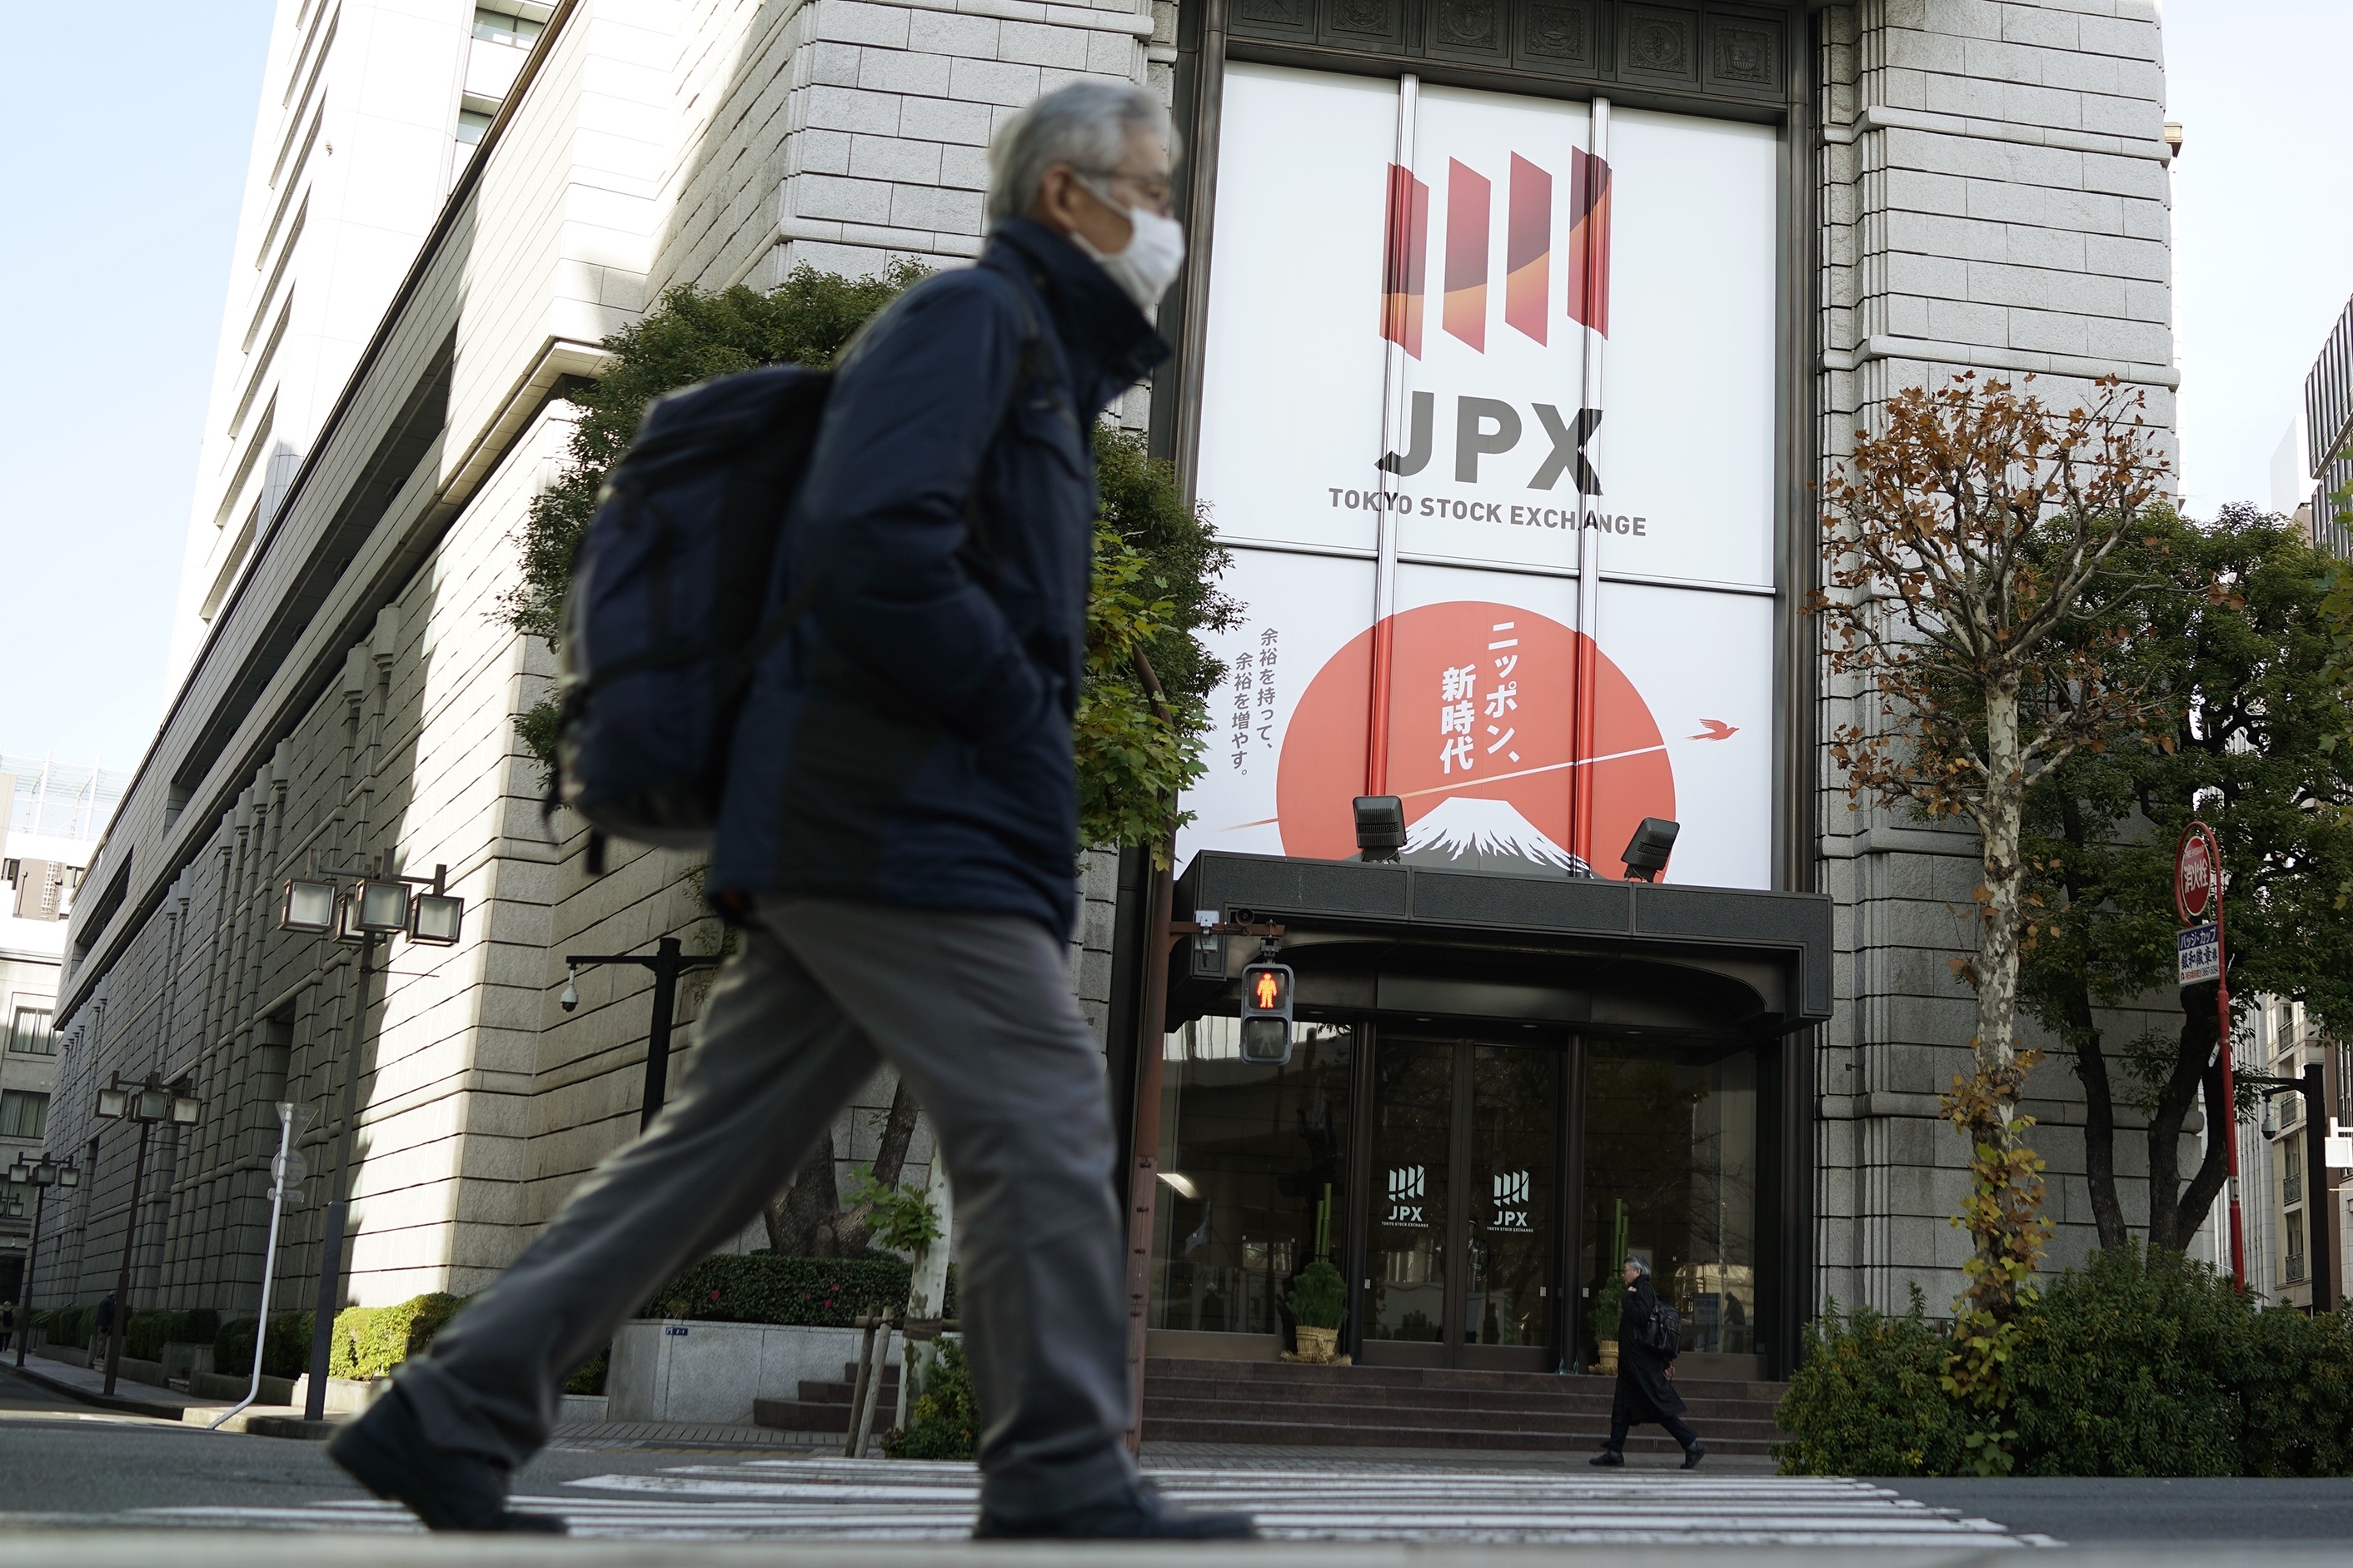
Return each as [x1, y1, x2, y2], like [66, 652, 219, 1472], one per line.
[2062, 978, 2129, 1251]
[1971, 682, 2027, 1083]
[765, 1129, 848, 1257]
[761, 1078, 924, 1257]
[833, 1079, 920, 1257]
[2146, 987, 2221, 1252]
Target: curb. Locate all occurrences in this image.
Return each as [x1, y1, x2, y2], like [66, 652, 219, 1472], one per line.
[2, 1361, 188, 1421]
[243, 1414, 342, 1441]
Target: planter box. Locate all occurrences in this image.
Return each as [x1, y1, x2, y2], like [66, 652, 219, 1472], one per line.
[558, 1394, 609, 1424]
[609, 1320, 900, 1426]
[190, 1370, 298, 1405]
[161, 1342, 215, 1383]
[33, 1343, 91, 1369]
[116, 1356, 167, 1388]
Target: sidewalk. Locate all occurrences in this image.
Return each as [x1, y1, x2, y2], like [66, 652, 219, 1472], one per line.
[2, 1356, 338, 1437]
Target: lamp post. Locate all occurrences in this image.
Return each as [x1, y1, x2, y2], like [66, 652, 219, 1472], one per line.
[92, 1073, 202, 1395]
[277, 854, 465, 1422]
[561, 938, 723, 1130]
[4, 1153, 79, 1368]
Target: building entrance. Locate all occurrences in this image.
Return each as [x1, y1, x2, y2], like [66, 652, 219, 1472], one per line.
[1362, 1035, 1559, 1371]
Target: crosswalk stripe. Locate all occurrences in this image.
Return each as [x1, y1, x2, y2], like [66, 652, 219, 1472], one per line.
[113, 1457, 2052, 1546]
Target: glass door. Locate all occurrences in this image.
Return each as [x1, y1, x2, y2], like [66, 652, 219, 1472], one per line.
[1363, 1033, 1560, 1370]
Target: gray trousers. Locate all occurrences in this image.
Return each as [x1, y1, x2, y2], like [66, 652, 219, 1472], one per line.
[394, 895, 1139, 1521]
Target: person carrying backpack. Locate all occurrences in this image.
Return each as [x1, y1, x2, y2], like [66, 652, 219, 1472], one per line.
[1590, 1252, 1707, 1469]
[328, 81, 1251, 1541]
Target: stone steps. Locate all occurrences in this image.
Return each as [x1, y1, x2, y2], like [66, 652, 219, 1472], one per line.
[755, 1360, 901, 1433]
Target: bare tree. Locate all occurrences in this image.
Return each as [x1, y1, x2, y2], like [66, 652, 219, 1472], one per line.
[1816, 372, 2168, 1322]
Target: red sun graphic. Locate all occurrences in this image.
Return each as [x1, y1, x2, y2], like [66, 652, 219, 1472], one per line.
[1275, 600, 1675, 877]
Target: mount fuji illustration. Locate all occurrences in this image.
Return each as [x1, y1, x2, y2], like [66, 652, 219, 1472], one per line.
[1400, 796, 1596, 877]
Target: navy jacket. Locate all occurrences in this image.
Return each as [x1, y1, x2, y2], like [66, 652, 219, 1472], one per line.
[710, 219, 1169, 941]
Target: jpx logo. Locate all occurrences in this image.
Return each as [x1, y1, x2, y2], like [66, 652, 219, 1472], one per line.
[1375, 147, 1614, 494]
[1380, 149, 1612, 359]
[1386, 1164, 1427, 1226]
[1492, 1170, 1532, 1232]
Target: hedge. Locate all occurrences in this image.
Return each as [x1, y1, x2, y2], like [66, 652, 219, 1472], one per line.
[126, 1308, 221, 1361]
[330, 1294, 471, 1381]
[39, 1304, 96, 1350]
[1778, 1245, 2353, 1477]
[643, 1252, 955, 1327]
[215, 1311, 314, 1379]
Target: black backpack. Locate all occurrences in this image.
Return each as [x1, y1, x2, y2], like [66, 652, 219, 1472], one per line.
[551, 276, 1049, 864]
[1645, 1296, 1681, 1358]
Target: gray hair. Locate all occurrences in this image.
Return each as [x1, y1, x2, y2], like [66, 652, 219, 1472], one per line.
[987, 82, 1174, 222]
[1623, 1252, 1651, 1277]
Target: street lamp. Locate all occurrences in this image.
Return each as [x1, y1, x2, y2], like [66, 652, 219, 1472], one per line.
[6, 1154, 79, 1370]
[277, 855, 467, 1421]
[561, 938, 723, 1132]
[92, 1073, 199, 1395]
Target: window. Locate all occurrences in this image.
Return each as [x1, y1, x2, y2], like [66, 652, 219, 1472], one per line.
[456, 108, 495, 146]
[8, 1008, 55, 1056]
[472, 6, 544, 47]
[0, 1091, 47, 1141]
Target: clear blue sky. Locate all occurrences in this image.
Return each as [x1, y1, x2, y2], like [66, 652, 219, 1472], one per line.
[0, 0, 276, 772]
[0, 0, 2333, 771]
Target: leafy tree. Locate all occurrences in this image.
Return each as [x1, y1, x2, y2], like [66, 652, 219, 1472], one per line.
[1814, 372, 2169, 1328]
[501, 265, 1233, 855]
[2021, 505, 2353, 1252]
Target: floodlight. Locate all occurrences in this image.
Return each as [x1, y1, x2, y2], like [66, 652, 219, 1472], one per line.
[1353, 796, 1405, 862]
[96, 1084, 127, 1120]
[280, 879, 338, 933]
[356, 879, 411, 933]
[409, 892, 464, 946]
[1620, 818, 1680, 882]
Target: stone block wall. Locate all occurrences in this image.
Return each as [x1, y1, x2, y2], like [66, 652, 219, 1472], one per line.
[1813, 0, 2200, 1318]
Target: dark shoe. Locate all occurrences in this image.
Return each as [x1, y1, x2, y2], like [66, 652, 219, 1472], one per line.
[1682, 1441, 1707, 1470]
[327, 1386, 566, 1534]
[1588, 1448, 1625, 1467]
[975, 1482, 1257, 1541]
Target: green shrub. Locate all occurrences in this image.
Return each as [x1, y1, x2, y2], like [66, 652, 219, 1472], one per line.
[1775, 1291, 1968, 1477]
[41, 1305, 95, 1350]
[2007, 1243, 2245, 1477]
[565, 1342, 610, 1396]
[329, 1294, 471, 1381]
[2236, 1302, 2353, 1477]
[124, 1308, 222, 1361]
[215, 1312, 314, 1379]
[883, 1338, 976, 1461]
[646, 1253, 955, 1328]
[1285, 1260, 1346, 1330]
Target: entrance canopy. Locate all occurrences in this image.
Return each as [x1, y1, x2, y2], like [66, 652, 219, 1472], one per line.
[1170, 852, 1832, 1042]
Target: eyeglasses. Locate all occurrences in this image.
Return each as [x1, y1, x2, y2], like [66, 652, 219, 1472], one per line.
[1074, 167, 1175, 217]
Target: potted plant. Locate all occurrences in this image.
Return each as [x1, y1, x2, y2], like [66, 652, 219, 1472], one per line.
[1589, 1284, 1621, 1375]
[1284, 1260, 1346, 1363]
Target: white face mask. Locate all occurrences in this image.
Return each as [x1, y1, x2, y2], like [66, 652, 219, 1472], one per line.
[1072, 184, 1186, 316]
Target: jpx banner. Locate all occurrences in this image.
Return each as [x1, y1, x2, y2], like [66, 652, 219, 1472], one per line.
[1183, 64, 1779, 889]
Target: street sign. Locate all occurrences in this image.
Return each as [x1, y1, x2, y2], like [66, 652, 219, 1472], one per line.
[2177, 923, 2220, 986]
[2176, 821, 2220, 924]
[2327, 1120, 2353, 1168]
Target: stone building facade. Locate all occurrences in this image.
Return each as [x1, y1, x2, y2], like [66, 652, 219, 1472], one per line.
[44, 0, 2207, 1368]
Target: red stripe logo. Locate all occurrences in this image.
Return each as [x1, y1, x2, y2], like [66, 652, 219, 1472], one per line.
[1381, 149, 1612, 356]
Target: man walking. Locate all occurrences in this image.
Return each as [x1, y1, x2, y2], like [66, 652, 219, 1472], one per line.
[1590, 1254, 1706, 1469]
[329, 82, 1250, 1540]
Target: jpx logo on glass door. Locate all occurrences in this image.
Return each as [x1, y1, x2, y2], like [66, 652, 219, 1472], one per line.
[1386, 1165, 1427, 1225]
[1491, 1170, 1533, 1232]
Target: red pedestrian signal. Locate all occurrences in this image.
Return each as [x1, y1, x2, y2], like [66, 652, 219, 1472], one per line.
[1239, 961, 1295, 1067]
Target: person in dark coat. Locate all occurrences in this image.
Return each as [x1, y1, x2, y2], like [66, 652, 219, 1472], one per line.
[327, 82, 1249, 1542]
[1591, 1253, 1707, 1469]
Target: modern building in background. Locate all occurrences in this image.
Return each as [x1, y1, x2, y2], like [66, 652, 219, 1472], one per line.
[0, 759, 128, 1302]
[52, 0, 2204, 1391]
[2278, 295, 2353, 557]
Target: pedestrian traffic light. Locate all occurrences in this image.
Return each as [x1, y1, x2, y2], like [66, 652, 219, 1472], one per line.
[1239, 961, 1294, 1066]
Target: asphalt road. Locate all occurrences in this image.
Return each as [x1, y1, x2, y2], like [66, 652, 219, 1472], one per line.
[4, 1366, 2353, 1546]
